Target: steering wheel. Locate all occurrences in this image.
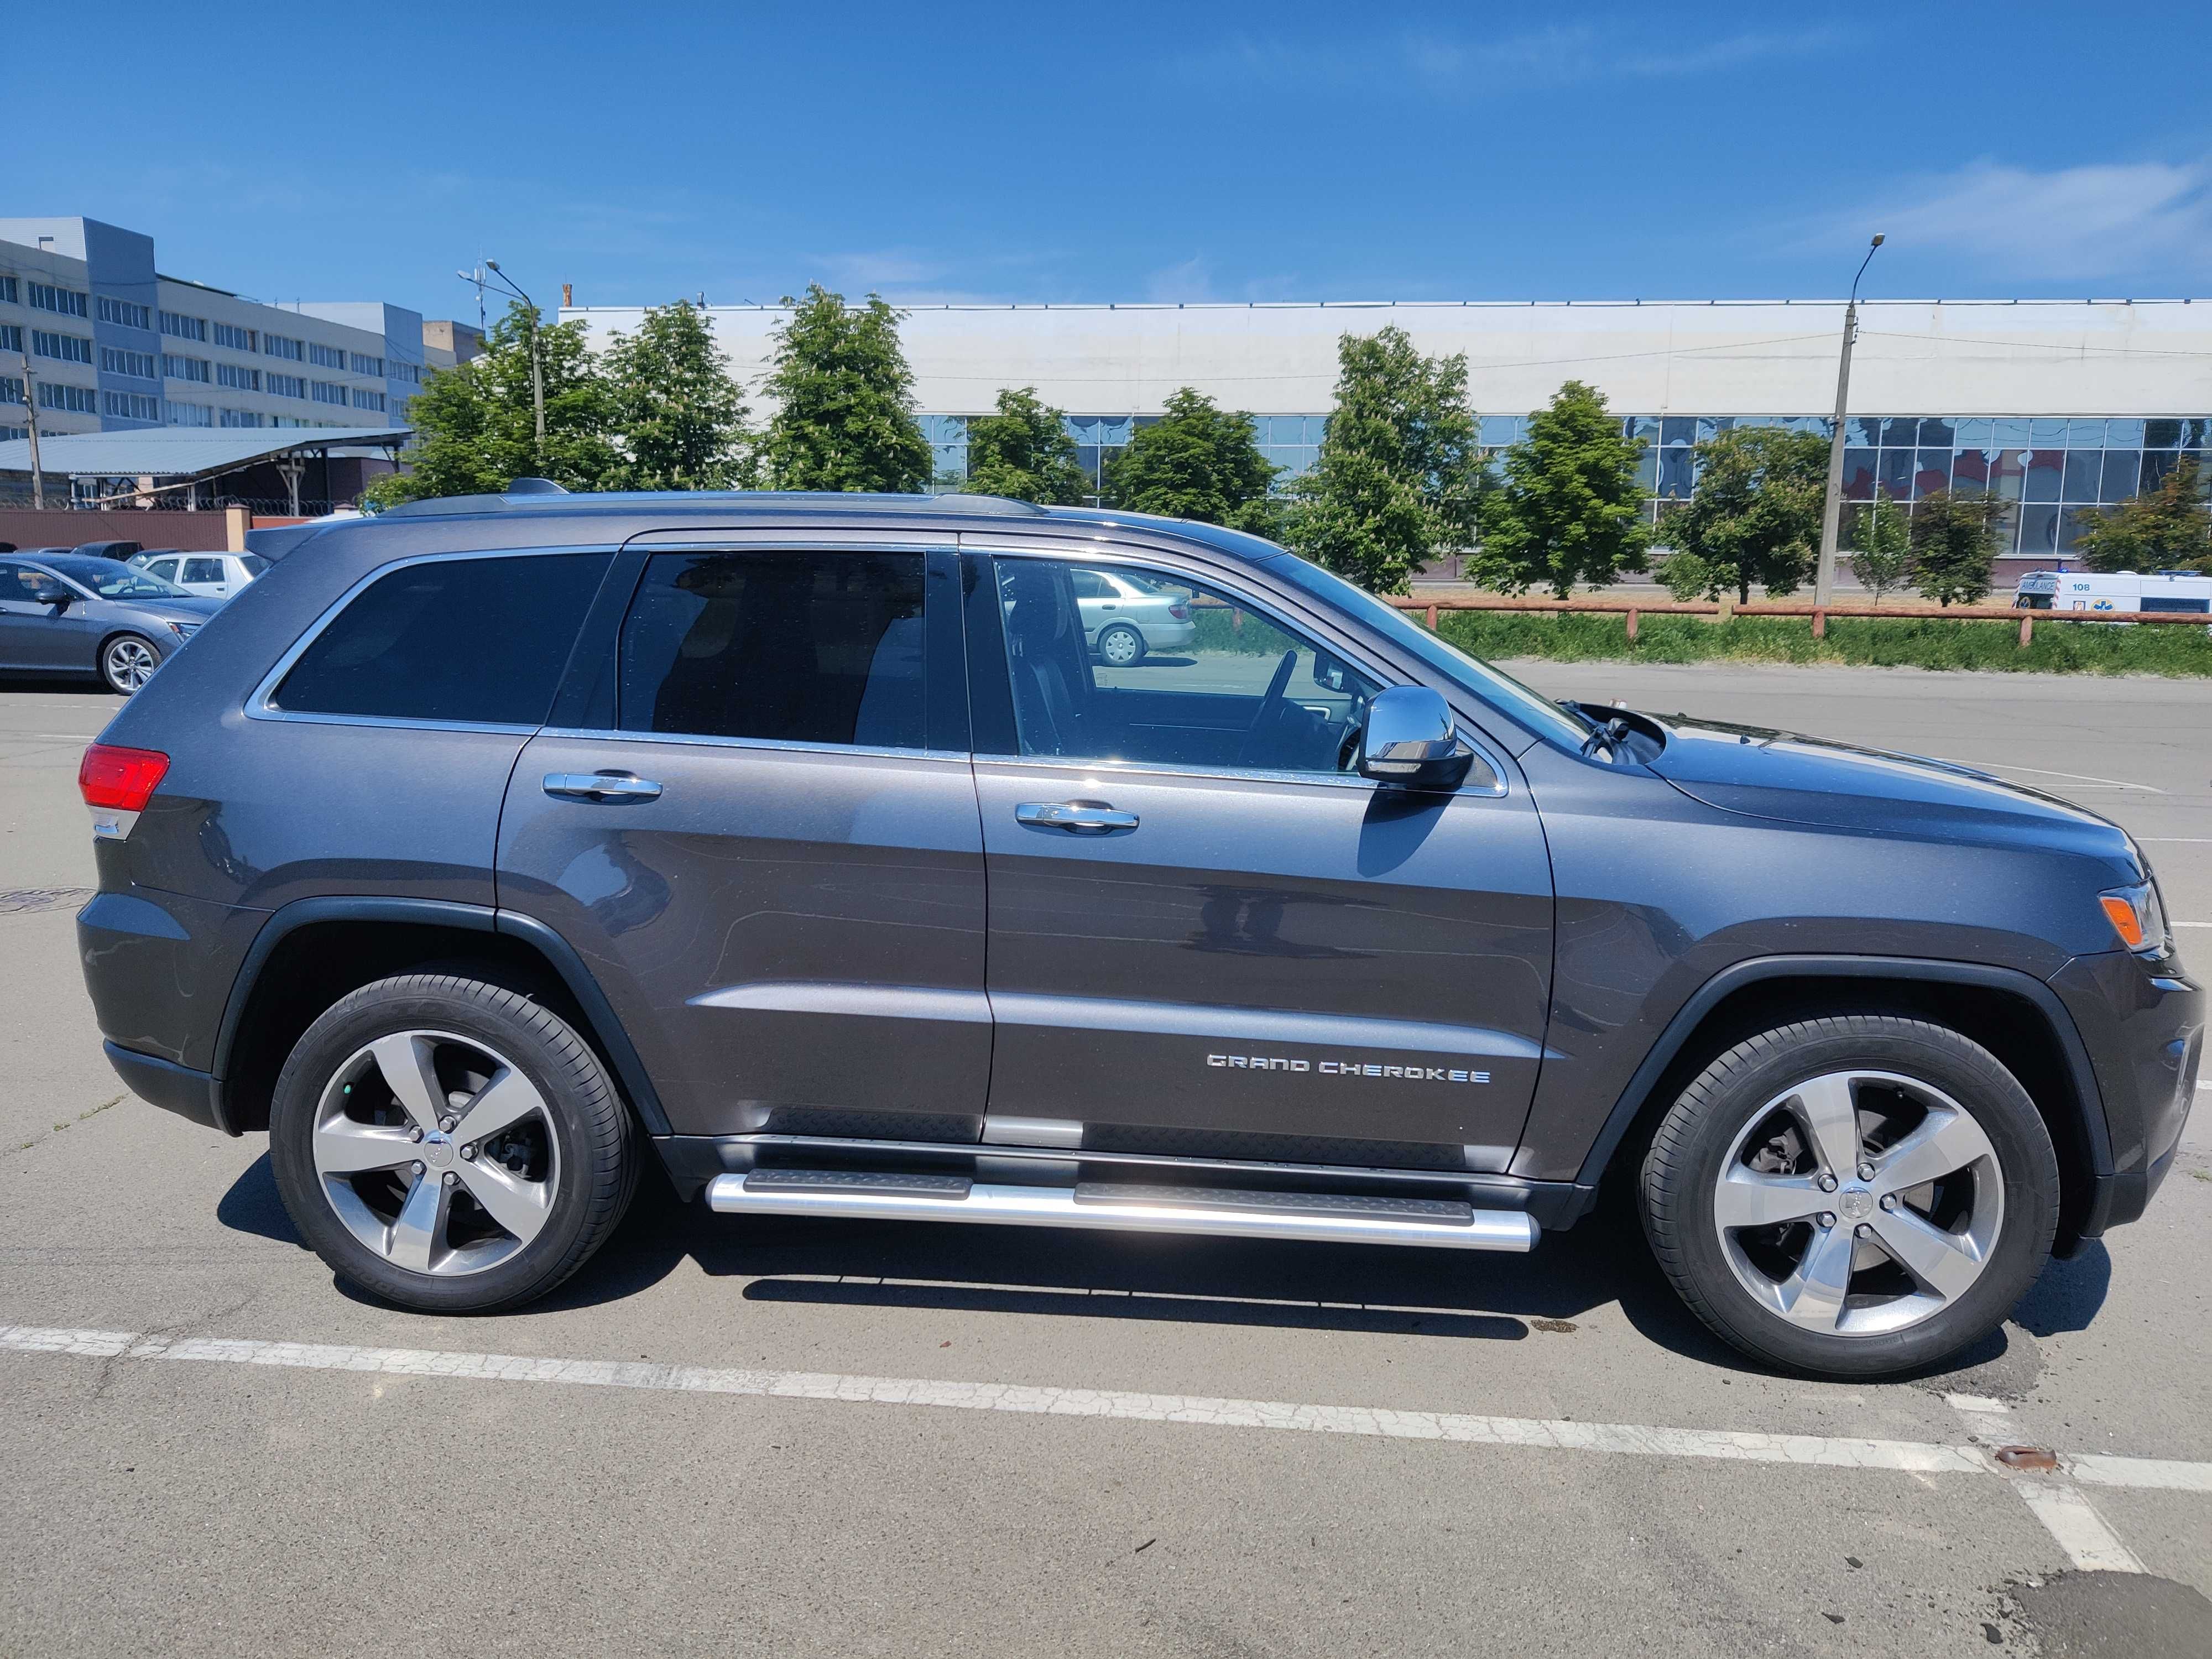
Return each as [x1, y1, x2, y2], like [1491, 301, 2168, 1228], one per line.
[1237, 650, 1298, 766]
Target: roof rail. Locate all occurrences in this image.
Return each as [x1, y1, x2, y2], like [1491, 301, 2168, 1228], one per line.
[374, 489, 1053, 520]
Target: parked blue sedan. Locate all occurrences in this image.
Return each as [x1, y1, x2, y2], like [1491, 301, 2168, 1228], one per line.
[0, 553, 223, 693]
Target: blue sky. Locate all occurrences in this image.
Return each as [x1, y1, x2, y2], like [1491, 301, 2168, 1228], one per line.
[16, 2, 2212, 320]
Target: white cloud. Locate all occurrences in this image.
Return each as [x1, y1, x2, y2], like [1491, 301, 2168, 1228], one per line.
[1171, 25, 1839, 95]
[1145, 255, 1217, 302]
[1823, 159, 2212, 281]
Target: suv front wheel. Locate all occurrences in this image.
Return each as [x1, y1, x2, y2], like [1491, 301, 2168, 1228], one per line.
[1641, 1015, 2059, 1378]
[269, 973, 635, 1312]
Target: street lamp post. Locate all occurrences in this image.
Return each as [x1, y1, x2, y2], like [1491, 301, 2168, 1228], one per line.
[18, 349, 44, 510]
[483, 260, 546, 471]
[1813, 233, 1886, 609]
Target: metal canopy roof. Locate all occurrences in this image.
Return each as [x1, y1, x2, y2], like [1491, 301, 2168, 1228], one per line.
[0, 427, 411, 479]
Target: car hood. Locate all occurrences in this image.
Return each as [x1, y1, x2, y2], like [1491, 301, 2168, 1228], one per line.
[119, 596, 225, 621]
[1640, 711, 2130, 853]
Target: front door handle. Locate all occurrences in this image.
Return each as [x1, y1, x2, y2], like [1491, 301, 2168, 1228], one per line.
[544, 771, 663, 802]
[1015, 800, 1138, 833]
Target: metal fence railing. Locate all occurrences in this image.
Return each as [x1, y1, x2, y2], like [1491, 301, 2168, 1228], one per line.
[1385, 594, 2209, 647]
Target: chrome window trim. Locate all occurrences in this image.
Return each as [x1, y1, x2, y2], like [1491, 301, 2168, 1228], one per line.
[535, 726, 971, 766]
[979, 546, 1511, 799]
[973, 752, 1506, 798]
[244, 544, 623, 729]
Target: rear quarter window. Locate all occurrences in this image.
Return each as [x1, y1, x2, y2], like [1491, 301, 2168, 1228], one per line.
[272, 552, 608, 725]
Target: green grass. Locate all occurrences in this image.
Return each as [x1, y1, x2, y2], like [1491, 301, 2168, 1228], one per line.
[1190, 606, 1293, 655]
[1428, 609, 2212, 676]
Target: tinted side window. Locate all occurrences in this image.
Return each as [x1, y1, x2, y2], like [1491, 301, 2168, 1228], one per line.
[995, 560, 1379, 774]
[274, 553, 608, 724]
[618, 550, 926, 748]
[184, 557, 225, 584]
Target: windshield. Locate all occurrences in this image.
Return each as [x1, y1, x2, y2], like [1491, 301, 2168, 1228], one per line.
[1266, 555, 1594, 747]
[38, 555, 191, 600]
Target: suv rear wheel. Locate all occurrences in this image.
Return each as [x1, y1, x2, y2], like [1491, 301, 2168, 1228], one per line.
[269, 973, 635, 1312]
[1641, 1015, 2058, 1379]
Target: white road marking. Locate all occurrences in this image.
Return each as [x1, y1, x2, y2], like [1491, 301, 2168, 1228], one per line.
[1943, 1391, 2146, 1573]
[1935, 759, 2164, 794]
[1943, 1392, 2018, 1444]
[6, 1322, 2212, 1501]
[2013, 1481, 2148, 1573]
[2173, 921, 2212, 929]
[2138, 838, 2212, 844]
[2070, 1454, 2212, 1494]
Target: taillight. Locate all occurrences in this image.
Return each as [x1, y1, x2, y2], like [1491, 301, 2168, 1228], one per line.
[79, 745, 169, 838]
[1169, 602, 1190, 620]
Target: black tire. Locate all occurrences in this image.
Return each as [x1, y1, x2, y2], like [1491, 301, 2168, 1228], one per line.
[1640, 1015, 2058, 1379]
[100, 632, 161, 695]
[269, 973, 635, 1313]
[1096, 622, 1146, 666]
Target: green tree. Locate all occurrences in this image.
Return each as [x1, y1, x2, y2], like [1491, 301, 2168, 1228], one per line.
[1845, 487, 1912, 603]
[1284, 326, 1483, 594]
[962, 386, 1088, 504]
[1468, 379, 1650, 598]
[757, 285, 931, 493]
[1102, 388, 1279, 533]
[1910, 488, 2004, 606]
[601, 299, 754, 490]
[2075, 456, 2212, 575]
[1658, 426, 1830, 603]
[363, 299, 618, 506]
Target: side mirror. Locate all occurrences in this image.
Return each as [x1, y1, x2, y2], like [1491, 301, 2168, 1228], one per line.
[1311, 651, 1349, 693]
[1357, 684, 1476, 792]
[28, 584, 72, 608]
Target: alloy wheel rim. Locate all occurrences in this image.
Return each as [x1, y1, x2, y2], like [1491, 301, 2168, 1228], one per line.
[106, 638, 157, 691]
[311, 1029, 561, 1278]
[1100, 627, 1140, 665]
[1710, 1069, 2004, 1338]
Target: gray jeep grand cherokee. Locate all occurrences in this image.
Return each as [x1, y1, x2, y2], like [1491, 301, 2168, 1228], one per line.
[75, 490, 2200, 1379]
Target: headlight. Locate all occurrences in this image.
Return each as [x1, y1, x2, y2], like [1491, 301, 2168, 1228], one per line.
[163, 620, 199, 641]
[2099, 880, 2170, 957]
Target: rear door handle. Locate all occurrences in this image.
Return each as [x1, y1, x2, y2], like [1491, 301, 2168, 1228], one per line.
[1015, 800, 1138, 833]
[544, 771, 663, 802]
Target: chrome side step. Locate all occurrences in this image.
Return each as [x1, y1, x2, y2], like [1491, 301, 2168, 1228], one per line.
[706, 1170, 1539, 1252]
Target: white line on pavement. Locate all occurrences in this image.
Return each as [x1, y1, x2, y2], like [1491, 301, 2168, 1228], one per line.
[2013, 1481, 2148, 1573]
[1944, 1391, 2146, 1573]
[2173, 921, 2212, 929]
[2138, 838, 2212, 844]
[7, 1322, 2212, 1498]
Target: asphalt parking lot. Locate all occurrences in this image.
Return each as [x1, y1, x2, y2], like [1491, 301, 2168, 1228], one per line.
[2, 662, 2208, 1658]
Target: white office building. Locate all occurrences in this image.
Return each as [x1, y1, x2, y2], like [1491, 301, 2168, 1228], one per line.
[1, 217, 436, 447]
[564, 296, 2212, 571]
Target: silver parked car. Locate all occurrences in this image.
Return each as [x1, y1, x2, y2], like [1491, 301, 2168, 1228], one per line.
[1072, 566, 1196, 665]
[128, 550, 268, 600]
[0, 554, 222, 693]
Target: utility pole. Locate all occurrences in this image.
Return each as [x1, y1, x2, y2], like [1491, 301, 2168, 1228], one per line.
[484, 261, 546, 470]
[1813, 234, 1885, 608]
[19, 349, 44, 510]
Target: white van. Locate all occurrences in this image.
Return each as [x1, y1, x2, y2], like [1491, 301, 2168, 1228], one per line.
[2013, 570, 2212, 616]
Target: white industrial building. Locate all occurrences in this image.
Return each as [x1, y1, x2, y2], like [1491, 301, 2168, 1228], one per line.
[567, 296, 2212, 571]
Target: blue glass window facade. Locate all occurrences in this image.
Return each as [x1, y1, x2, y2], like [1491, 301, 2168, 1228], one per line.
[923, 409, 2209, 556]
